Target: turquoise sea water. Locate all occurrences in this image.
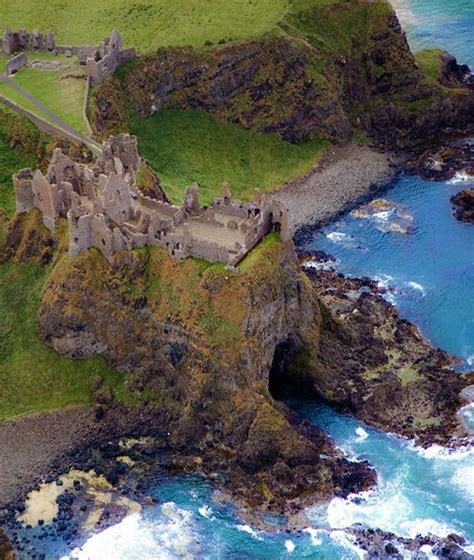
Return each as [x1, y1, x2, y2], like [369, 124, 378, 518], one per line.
[44, 2, 474, 558]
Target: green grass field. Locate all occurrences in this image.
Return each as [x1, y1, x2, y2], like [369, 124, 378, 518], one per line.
[14, 66, 87, 133]
[0, 133, 34, 218]
[1, 0, 291, 52]
[129, 109, 327, 205]
[0, 261, 130, 420]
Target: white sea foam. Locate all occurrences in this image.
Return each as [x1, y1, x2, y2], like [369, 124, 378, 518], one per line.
[62, 504, 200, 560]
[372, 210, 393, 222]
[198, 504, 213, 519]
[355, 427, 369, 442]
[448, 171, 474, 184]
[451, 464, 474, 503]
[236, 524, 262, 540]
[408, 441, 474, 461]
[284, 539, 295, 553]
[419, 544, 438, 560]
[327, 232, 349, 243]
[303, 258, 339, 272]
[407, 281, 426, 296]
[326, 480, 459, 540]
[330, 530, 366, 560]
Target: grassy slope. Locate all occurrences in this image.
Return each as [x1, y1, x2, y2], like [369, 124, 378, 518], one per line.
[0, 260, 128, 420]
[129, 110, 327, 205]
[0, 133, 34, 218]
[14, 66, 87, 134]
[0, 52, 87, 135]
[1, 0, 290, 52]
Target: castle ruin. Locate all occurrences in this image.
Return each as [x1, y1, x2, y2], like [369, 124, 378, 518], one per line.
[13, 134, 288, 266]
[2, 28, 135, 84]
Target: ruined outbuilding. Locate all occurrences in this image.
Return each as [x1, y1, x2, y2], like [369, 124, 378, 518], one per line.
[13, 134, 288, 266]
[2, 28, 135, 85]
[2, 28, 55, 55]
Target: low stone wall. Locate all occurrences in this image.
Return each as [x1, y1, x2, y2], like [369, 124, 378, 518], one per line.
[82, 75, 93, 137]
[6, 53, 27, 75]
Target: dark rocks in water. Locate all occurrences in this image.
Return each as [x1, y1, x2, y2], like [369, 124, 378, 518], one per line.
[0, 529, 15, 560]
[408, 143, 474, 181]
[348, 525, 471, 560]
[451, 188, 474, 224]
[284, 267, 473, 446]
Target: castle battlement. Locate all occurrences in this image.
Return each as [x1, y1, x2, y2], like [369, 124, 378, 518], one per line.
[13, 134, 289, 266]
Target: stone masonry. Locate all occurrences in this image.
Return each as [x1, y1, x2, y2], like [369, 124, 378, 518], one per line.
[2, 28, 135, 85]
[77, 30, 136, 85]
[5, 53, 27, 75]
[2, 29, 56, 55]
[13, 134, 289, 266]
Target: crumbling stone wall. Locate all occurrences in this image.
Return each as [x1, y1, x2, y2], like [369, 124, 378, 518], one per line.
[2, 28, 135, 86]
[2, 29, 55, 55]
[13, 134, 288, 266]
[79, 30, 136, 85]
[5, 53, 27, 75]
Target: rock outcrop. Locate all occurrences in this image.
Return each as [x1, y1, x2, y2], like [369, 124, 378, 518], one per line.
[37, 235, 375, 513]
[279, 263, 472, 446]
[91, 0, 474, 150]
[451, 189, 474, 224]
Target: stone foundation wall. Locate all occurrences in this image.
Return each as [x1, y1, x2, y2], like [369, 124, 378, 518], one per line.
[6, 53, 27, 75]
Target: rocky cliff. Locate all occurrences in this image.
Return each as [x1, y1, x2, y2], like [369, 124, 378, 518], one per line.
[0, 206, 470, 514]
[34, 229, 374, 513]
[92, 0, 473, 150]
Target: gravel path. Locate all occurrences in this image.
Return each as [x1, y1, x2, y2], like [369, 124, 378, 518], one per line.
[273, 142, 401, 234]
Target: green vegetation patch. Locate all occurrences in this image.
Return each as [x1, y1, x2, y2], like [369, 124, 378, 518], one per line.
[0, 261, 129, 420]
[13, 66, 87, 133]
[1, 0, 289, 52]
[129, 109, 326, 205]
[0, 132, 35, 218]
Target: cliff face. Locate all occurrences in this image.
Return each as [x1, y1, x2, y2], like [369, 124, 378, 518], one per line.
[91, 0, 473, 149]
[37, 235, 374, 511]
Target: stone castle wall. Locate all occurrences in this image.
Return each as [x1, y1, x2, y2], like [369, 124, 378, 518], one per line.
[2, 28, 135, 85]
[13, 134, 288, 266]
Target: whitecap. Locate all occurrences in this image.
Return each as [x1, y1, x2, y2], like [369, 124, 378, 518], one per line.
[372, 210, 394, 222]
[419, 544, 438, 560]
[448, 171, 474, 184]
[327, 232, 349, 243]
[355, 427, 369, 442]
[284, 539, 295, 553]
[408, 441, 474, 461]
[406, 281, 426, 296]
[303, 258, 339, 272]
[451, 464, 474, 503]
[236, 524, 262, 540]
[198, 505, 213, 519]
[330, 530, 366, 560]
[62, 505, 201, 560]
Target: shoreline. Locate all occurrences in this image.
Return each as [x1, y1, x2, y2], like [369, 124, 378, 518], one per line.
[272, 141, 403, 237]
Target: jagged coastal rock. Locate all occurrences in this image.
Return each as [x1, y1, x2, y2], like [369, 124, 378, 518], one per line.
[451, 189, 474, 224]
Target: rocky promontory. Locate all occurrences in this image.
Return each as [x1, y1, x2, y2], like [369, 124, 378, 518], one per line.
[0, 201, 469, 521]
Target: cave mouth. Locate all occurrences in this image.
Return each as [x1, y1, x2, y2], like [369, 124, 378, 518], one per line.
[269, 336, 317, 402]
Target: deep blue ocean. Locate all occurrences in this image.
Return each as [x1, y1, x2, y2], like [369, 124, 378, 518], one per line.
[49, 2, 474, 558]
